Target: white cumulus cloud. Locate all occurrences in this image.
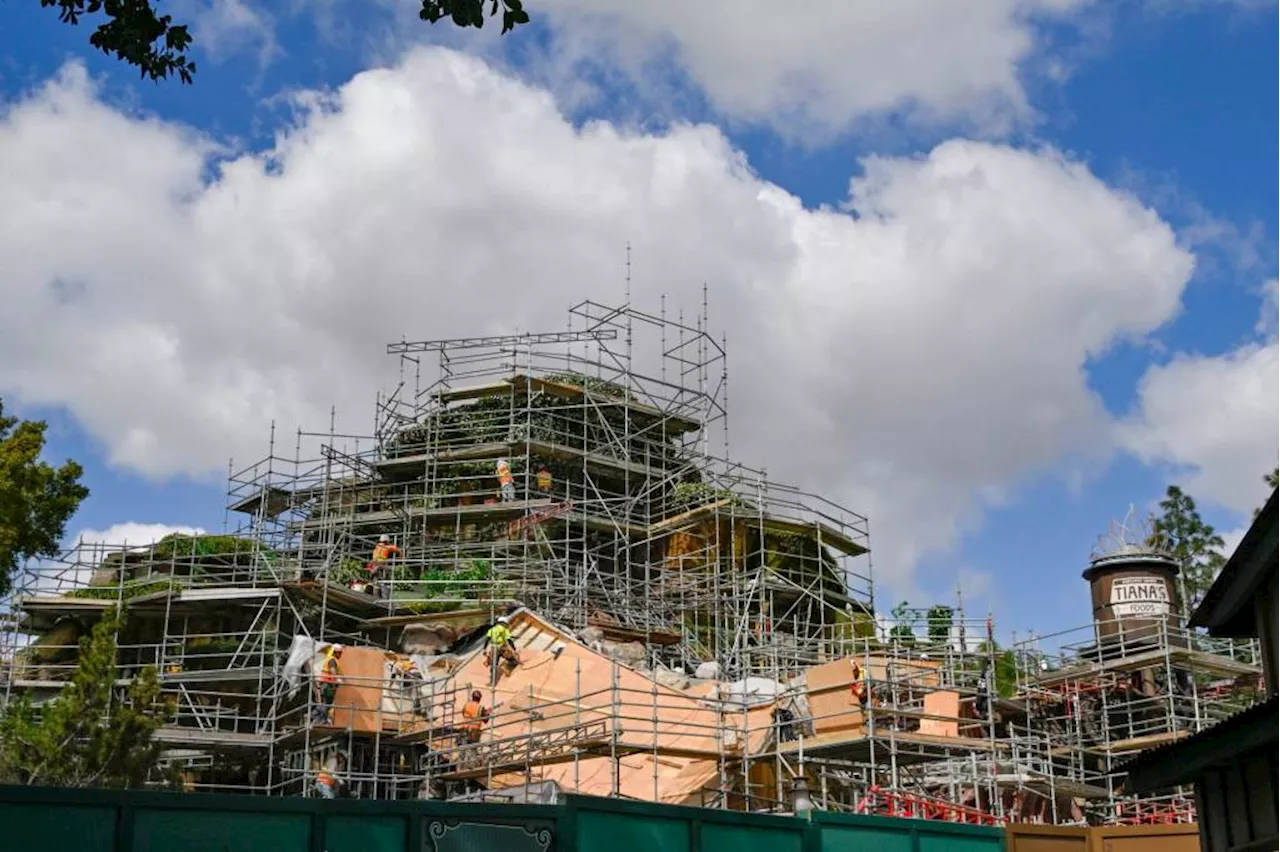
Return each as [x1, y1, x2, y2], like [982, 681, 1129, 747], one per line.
[517, 0, 1093, 136]
[0, 50, 1196, 595]
[69, 523, 208, 565]
[1119, 341, 1278, 514]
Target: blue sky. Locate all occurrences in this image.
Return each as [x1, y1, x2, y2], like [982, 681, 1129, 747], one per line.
[1, 1, 1276, 644]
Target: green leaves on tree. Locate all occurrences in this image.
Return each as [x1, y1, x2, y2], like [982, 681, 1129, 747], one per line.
[0, 399, 90, 595]
[38, 0, 533, 88]
[419, 0, 531, 34]
[0, 607, 171, 787]
[39, 0, 197, 83]
[1149, 485, 1225, 617]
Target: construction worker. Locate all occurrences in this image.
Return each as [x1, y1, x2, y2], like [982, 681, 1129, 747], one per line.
[850, 659, 868, 709]
[974, 662, 991, 719]
[460, 689, 489, 744]
[496, 458, 515, 502]
[315, 752, 346, 799]
[535, 464, 553, 494]
[484, 615, 520, 681]
[313, 644, 344, 724]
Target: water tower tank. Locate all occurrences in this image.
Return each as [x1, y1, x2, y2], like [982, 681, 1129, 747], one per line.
[1083, 513, 1182, 646]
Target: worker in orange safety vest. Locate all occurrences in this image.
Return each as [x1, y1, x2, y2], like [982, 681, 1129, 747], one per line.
[460, 690, 489, 744]
[359, 534, 399, 597]
[315, 752, 346, 799]
[497, 458, 516, 502]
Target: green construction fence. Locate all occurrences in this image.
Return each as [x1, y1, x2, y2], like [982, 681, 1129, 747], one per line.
[0, 784, 1006, 852]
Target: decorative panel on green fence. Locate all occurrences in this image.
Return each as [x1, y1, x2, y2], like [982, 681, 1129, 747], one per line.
[702, 822, 804, 852]
[327, 815, 408, 852]
[575, 809, 690, 852]
[422, 817, 556, 852]
[0, 802, 117, 852]
[131, 808, 311, 852]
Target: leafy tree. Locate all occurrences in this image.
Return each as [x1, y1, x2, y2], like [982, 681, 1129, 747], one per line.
[0, 607, 170, 787]
[1151, 485, 1225, 619]
[925, 605, 953, 646]
[419, 0, 530, 33]
[0, 400, 90, 596]
[1267, 468, 1279, 490]
[975, 640, 1018, 699]
[38, 0, 531, 86]
[888, 601, 917, 646]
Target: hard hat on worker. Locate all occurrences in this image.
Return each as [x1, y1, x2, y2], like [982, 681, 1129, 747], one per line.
[379, 534, 390, 543]
[497, 615, 509, 625]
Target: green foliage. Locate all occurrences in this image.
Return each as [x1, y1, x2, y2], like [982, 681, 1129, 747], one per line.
[0, 400, 90, 596]
[541, 371, 630, 400]
[399, 559, 492, 600]
[39, 0, 196, 83]
[1151, 485, 1225, 616]
[0, 607, 170, 787]
[994, 649, 1017, 699]
[40, 0, 533, 87]
[150, 533, 262, 562]
[1268, 468, 1279, 490]
[974, 640, 1018, 699]
[670, 482, 744, 511]
[925, 605, 953, 646]
[65, 579, 174, 600]
[888, 601, 917, 646]
[331, 556, 368, 587]
[419, 0, 530, 33]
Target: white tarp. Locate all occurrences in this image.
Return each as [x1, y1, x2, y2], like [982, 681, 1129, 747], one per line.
[282, 636, 343, 699]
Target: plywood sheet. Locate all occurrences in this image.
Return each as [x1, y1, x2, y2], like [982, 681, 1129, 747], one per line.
[427, 610, 734, 802]
[920, 690, 960, 737]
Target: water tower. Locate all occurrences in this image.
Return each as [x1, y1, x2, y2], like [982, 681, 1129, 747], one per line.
[1082, 509, 1182, 650]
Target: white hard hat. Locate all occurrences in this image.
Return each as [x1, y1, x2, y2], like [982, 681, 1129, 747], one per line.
[379, 534, 390, 543]
[331, 644, 345, 653]
[497, 615, 509, 624]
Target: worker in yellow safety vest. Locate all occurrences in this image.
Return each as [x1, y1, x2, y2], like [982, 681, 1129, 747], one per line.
[484, 616, 520, 679]
[850, 659, 868, 709]
[496, 458, 515, 502]
[535, 464, 553, 494]
[312, 644, 344, 724]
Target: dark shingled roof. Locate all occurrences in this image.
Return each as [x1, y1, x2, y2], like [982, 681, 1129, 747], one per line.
[1119, 696, 1279, 793]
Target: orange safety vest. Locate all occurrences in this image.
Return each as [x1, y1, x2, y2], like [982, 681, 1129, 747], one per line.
[372, 542, 398, 562]
[316, 768, 334, 786]
[536, 469, 552, 491]
[461, 700, 485, 732]
[497, 463, 514, 487]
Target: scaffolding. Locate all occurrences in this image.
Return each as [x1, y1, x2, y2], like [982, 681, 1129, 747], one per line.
[0, 299, 1263, 827]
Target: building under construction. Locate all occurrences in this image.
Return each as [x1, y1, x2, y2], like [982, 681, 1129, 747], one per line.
[0, 300, 1265, 826]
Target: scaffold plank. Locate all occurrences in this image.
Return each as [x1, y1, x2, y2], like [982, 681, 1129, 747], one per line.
[378, 439, 669, 480]
[288, 498, 555, 533]
[431, 372, 702, 435]
[774, 729, 999, 764]
[1031, 646, 1262, 687]
[153, 727, 274, 748]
